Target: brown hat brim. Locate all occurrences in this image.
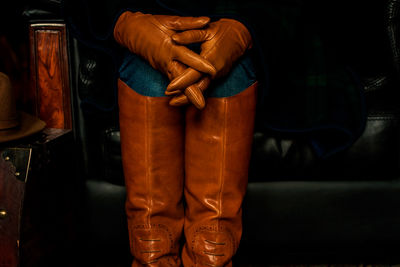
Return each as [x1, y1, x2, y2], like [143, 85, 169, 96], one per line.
[0, 111, 46, 143]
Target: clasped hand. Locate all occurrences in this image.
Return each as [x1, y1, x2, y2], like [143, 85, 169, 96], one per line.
[114, 12, 252, 109]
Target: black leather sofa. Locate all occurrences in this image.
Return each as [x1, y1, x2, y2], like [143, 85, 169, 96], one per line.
[23, 0, 400, 266]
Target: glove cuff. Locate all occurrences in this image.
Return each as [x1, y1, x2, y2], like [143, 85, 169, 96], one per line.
[218, 18, 253, 50]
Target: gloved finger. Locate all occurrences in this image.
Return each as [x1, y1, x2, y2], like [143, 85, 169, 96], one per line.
[166, 68, 202, 92]
[161, 16, 210, 31]
[169, 93, 189, 106]
[165, 61, 188, 95]
[185, 86, 205, 109]
[165, 89, 182, 96]
[173, 46, 216, 76]
[172, 29, 211, 45]
[167, 60, 187, 81]
[184, 76, 210, 109]
[170, 76, 211, 109]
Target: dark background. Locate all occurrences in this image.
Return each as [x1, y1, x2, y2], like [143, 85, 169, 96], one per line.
[0, 1, 31, 108]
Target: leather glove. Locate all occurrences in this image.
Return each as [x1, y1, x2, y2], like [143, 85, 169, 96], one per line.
[113, 11, 217, 79]
[165, 18, 252, 109]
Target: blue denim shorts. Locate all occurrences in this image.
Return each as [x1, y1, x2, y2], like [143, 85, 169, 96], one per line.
[119, 52, 256, 98]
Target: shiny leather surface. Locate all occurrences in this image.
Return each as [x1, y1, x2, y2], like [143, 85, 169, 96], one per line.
[182, 83, 257, 266]
[167, 18, 253, 108]
[114, 11, 216, 78]
[118, 79, 184, 266]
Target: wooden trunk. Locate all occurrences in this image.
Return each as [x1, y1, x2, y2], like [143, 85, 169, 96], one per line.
[0, 129, 77, 267]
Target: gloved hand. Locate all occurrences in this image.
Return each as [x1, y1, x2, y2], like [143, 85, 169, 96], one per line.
[113, 11, 217, 79]
[165, 18, 252, 109]
[167, 62, 211, 108]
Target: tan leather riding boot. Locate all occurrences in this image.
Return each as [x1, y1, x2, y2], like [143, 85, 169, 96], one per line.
[182, 83, 257, 267]
[118, 79, 185, 266]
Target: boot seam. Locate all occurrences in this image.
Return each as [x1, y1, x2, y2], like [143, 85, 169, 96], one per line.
[145, 97, 152, 226]
[217, 99, 228, 230]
